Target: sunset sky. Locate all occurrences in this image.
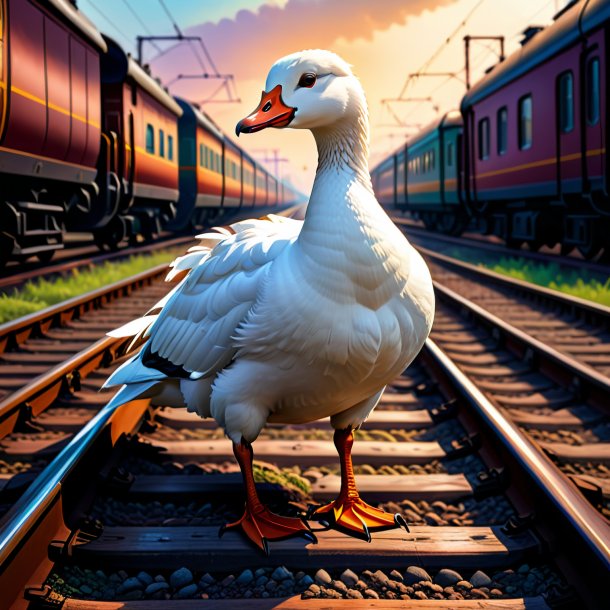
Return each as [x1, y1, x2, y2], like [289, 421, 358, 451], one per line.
[80, 0, 563, 195]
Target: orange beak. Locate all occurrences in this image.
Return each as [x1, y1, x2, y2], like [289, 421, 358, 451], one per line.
[235, 85, 297, 136]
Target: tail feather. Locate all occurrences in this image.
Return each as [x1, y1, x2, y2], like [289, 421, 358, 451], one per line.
[103, 380, 158, 411]
[103, 353, 166, 389]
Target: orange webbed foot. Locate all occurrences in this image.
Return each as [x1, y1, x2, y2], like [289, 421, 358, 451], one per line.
[309, 497, 409, 542]
[220, 504, 317, 555]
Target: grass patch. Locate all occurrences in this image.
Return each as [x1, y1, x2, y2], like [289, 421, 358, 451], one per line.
[445, 247, 610, 306]
[0, 250, 179, 324]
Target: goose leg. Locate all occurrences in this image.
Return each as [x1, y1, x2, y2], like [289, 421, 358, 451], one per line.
[219, 438, 316, 555]
[310, 427, 409, 540]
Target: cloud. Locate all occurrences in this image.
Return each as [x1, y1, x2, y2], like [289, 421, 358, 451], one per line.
[152, 0, 456, 94]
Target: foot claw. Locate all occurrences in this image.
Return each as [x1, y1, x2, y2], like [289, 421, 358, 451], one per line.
[394, 512, 410, 532]
[220, 504, 312, 555]
[312, 496, 400, 540]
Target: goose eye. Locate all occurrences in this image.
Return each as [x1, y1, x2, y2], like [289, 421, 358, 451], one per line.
[298, 73, 316, 88]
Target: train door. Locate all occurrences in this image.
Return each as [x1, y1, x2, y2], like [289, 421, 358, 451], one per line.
[582, 51, 604, 194]
[556, 69, 582, 195]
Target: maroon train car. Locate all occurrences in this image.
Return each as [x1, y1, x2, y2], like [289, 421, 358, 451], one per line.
[461, 0, 610, 256]
[96, 36, 182, 247]
[0, 0, 106, 262]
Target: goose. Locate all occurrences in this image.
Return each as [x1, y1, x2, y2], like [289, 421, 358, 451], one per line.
[103, 49, 435, 554]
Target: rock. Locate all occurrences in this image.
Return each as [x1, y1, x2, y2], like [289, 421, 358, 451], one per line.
[118, 570, 129, 580]
[333, 580, 348, 594]
[315, 569, 332, 586]
[471, 588, 489, 599]
[424, 511, 444, 525]
[255, 576, 268, 587]
[423, 582, 443, 593]
[174, 584, 198, 599]
[137, 571, 153, 586]
[371, 570, 389, 585]
[434, 569, 462, 587]
[79, 585, 93, 595]
[389, 569, 403, 582]
[403, 566, 431, 585]
[272, 566, 293, 581]
[347, 588, 364, 599]
[518, 564, 530, 574]
[236, 570, 254, 585]
[413, 590, 428, 600]
[221, 575, 235, 587]
[355, 579, 368, 591]
[308, 584, 321, 596]
[122, 590, 143, 600]
[154, 575, 166, 583]
[340, 569, 359, 588]
[456, 580, 473, 590]
[255, 568, 266, 577]
[199, 573, 215, 586]
[118, 577, 143, 594]
[265, 581, 277, 592]
[300, 575, 314, 587]
[490, 588, 503, 597]
[364, 589, 379, 599]
[470, 570, 492, 588]
[170, 567, 193, 590]
[302, 590, 316, 599]
[322, 588, 341, 599]
[145, 582, 170, 595]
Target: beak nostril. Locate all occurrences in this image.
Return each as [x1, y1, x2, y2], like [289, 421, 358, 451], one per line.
[262, 101, 272, 112]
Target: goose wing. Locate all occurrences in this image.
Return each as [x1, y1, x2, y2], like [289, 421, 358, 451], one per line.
[107, 216, 302, 386]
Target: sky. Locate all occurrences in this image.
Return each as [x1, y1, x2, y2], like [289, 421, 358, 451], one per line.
[79, 0, 564, 194]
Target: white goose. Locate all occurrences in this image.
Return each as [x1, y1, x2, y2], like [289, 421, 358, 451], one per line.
[104, 49, 434, 554]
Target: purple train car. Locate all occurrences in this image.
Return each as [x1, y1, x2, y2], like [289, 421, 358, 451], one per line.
[462, 0, 610, 256]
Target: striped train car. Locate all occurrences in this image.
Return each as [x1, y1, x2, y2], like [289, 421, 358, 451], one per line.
[372, 0, 610, 259]
[0, 0, 301, 264]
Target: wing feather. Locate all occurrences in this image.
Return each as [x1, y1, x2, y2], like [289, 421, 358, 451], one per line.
[141, 218, 301, 379]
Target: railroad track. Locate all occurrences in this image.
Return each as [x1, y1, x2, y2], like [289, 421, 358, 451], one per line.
[0, 342, 607, 608]
[392, 216, 610, 278]
[0, 208, 608, 608]
[0, 204, 304, 293]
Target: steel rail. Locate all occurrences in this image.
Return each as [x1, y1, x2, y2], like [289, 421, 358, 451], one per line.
[418, 245, 610, 321]
[424, 337, 610, 574]
[432, 280, 610, 411]
[0, 264, 169, 356]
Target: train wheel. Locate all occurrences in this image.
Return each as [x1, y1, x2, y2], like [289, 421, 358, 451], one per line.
[36, 250, 55, 264]
[560, 243, 575, 256]
[93, 218, 127, 251]
[421, 212, 467, 236]
[577, 241, 603, 260]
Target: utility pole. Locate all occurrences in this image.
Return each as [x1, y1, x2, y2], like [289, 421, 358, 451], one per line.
[463, 35, 505, 90]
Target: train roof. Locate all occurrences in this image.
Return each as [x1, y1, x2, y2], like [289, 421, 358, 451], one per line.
[176, 99, 224, 140]
[462, 0, 610, 108]
[406, 110, 462, 148]
[127, 58, 183, 117]
[101, 36, 182, 117]
[47, 0, 107, 52]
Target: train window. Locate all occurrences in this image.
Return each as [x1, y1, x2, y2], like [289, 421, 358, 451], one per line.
[558, 72, 574, 133]
[447, 142, 454, 167]
[168, 135, 174, 161]
[478, 118, 490, 160]
[131, 84, 137, 106]
[430, 150, 435, 171]
[497, 107, 508, 155]
[159, 130, 165, 157]
[145, 124, 154, 154]
[199, 144, 204, 167]
[586, 58, 600, 125]
[518, 95, 533, 150]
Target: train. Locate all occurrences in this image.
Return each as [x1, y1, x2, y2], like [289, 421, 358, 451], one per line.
[0, 0, 300, 266]
[371, 0, 610, 259]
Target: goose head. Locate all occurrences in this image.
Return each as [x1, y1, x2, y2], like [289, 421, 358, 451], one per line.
[236, 49, 366, 135]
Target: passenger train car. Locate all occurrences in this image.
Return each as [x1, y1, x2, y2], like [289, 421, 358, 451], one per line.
[0, 0, 299, 265]
[372, 0, 610, 258]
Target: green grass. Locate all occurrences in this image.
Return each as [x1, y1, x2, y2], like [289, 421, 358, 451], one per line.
[445, 247, 610, 307]
[0, 250, 179, 324]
